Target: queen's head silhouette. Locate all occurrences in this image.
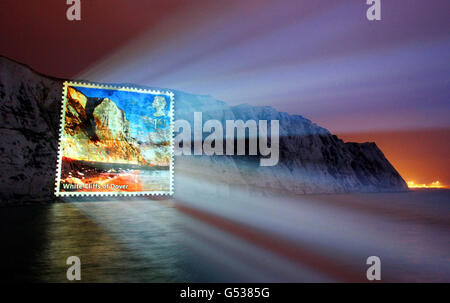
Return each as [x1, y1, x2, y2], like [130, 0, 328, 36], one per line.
[152, 96, 166, 117]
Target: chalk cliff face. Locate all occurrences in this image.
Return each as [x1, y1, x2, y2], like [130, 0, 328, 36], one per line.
[62, 86, 146, 165]
[0, 56, 407, 202]
[0, 57, 62, 201]
[173, 93, 408, 194]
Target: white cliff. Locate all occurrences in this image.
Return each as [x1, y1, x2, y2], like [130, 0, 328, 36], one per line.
[0, 56, 407, 202]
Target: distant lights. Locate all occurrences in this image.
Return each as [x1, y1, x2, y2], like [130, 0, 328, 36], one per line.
[407, 180, 445, 189]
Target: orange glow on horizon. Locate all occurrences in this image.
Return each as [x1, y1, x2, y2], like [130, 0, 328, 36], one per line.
[407, 181, 447, 189]
[337, 129, 450, 187]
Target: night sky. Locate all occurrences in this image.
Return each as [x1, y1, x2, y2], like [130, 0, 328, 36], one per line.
[0, 0, 449, 185]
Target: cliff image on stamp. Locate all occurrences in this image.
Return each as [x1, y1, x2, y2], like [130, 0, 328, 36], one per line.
[55, 82, 174, 196]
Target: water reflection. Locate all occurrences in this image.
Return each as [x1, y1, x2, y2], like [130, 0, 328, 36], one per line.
[1, 181, 449, 282]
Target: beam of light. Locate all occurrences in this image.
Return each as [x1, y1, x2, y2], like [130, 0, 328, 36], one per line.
[51, 0, 450, 282]
[57, 169, 450, 282]
[74, 1, 450, 134]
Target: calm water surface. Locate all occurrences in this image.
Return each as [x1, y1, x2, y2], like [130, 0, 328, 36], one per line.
[1, 184, 449, 282]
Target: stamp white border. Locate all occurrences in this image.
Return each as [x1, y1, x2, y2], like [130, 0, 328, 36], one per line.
[55, 81, 174, 197]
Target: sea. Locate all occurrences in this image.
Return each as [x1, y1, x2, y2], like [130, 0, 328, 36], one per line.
[1, 176, 449, 282]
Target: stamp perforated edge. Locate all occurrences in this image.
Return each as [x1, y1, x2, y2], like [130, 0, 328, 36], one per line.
[54, 81, 175, 197]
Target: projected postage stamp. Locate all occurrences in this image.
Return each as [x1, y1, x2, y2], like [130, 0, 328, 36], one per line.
[55, 81, 174, 196]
